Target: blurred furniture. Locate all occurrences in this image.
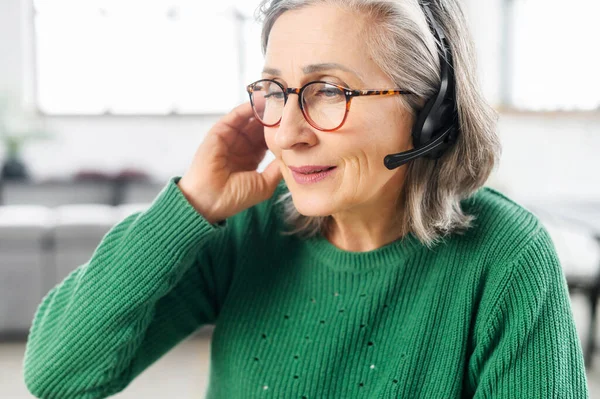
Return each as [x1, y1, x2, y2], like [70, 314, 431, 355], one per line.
[0, 206, 53, 337]
[528, 203, 600, 369]
[0, 180, 116, 206]
[0, 178, 165, 339]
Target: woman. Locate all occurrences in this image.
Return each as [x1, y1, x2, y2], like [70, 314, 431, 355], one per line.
[24, 0, 588, 398]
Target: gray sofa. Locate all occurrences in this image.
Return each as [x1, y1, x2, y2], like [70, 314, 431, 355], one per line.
[0, 178, 165, 338]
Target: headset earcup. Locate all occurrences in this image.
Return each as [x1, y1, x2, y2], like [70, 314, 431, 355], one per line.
[411, 96, 438, 147]
[411, 98, 458, 159]
[436, 100, 456, 128]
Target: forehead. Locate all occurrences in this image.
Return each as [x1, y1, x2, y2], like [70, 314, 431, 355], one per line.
[265, 4, 369, 69]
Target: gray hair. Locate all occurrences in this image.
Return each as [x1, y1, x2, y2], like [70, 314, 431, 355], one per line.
[255, 0, 501, 247]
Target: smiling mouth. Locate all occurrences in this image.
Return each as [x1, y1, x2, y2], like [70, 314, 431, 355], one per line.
[288, 165, 337, 174]
[288, 165, 337, 185]
[298, 167, 335, 174]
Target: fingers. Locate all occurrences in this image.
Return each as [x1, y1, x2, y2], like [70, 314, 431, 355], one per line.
[220, 102, 256, 132]
[242, 117, 268, 150]
[213, 102, 266, 151]
[225, 116, 265, 155]
[260, 159, 283, 197]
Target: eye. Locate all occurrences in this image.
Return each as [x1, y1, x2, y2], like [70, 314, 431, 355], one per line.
[316, 86, 344, 98]
[264, 91, 285, 100]
[262, 82, 285, 100]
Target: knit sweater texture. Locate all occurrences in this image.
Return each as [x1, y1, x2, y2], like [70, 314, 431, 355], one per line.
[23, 176, 589, 398]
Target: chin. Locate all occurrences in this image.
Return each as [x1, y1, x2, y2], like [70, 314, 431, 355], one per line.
[289, 191, 335, 217]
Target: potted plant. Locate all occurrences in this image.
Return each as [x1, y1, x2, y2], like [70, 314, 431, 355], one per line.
[0, 94, 54, 181]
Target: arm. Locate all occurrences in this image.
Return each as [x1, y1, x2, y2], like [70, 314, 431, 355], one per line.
[23, 177, 232, 399]
[467, 227, 589, 398]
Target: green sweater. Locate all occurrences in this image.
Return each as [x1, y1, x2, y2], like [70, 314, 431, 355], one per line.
[23, 176, 588, 398]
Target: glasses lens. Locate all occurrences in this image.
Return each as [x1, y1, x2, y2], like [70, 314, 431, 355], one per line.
[303, 82, 346, 130]
[250, 80, 285, 126]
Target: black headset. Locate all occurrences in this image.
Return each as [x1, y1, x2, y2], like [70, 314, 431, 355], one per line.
[383, 1, 460, 170]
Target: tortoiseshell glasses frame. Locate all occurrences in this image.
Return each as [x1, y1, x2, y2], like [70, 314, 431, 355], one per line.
[246, 79, 414, 132]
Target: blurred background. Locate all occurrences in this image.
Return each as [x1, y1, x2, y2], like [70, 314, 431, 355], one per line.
[1, 0, 599, 397]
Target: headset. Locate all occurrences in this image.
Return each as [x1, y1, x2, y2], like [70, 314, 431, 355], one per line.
[383, 1, 460, 170]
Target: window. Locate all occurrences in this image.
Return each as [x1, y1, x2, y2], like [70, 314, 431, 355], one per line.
[507, 0, 599, 111]
[34, 0, 264, 115]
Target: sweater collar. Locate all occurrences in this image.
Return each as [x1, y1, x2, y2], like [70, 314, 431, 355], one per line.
[299, 231, 425, 273]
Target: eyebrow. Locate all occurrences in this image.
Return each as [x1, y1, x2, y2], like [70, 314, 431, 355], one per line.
[262, 63, 364, 82]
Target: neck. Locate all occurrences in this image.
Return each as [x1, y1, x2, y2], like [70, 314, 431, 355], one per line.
[325, 195, 405, 253]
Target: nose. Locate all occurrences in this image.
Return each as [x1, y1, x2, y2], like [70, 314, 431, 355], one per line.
[273, 95, 318, 150]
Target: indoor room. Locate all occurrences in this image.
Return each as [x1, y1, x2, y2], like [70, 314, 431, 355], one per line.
[1, 0, 599, 397]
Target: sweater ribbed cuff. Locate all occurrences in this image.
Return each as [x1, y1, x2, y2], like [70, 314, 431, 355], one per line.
[138, 176, 226, 250]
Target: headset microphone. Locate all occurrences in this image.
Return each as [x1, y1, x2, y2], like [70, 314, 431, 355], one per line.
[384, 125, 454, 169]
[384, 1, 460, 170]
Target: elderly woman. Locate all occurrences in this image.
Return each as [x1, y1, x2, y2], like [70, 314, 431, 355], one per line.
[24, 0, 587, 398]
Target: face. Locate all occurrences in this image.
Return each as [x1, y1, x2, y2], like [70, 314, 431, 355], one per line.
[262, 4, 414, 218]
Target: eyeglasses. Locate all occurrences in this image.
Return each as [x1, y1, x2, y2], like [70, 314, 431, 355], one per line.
[246, 79, 414, 132]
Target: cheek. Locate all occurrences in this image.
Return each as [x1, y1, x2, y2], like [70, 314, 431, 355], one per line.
[264, 128, 279, 155]
[336, 114, 411, 179]
[366, 109, 413, 155]
[335, 125, 387, 165]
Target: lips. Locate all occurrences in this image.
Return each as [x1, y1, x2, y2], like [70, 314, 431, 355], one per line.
[288, 165, 337, 185]
[288, 165, 336, 175]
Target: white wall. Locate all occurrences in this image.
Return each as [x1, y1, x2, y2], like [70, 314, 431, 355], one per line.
[462, 0, 600, 203]
[0, 0, 25, 98]
[1, 0, 598, 203]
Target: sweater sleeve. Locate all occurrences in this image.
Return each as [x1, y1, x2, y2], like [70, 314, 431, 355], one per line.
[467, 227, 589, 398]
[23, 176, 234, 399]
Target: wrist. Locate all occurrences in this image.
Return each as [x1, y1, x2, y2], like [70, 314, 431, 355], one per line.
[176, 177, 220, 224]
